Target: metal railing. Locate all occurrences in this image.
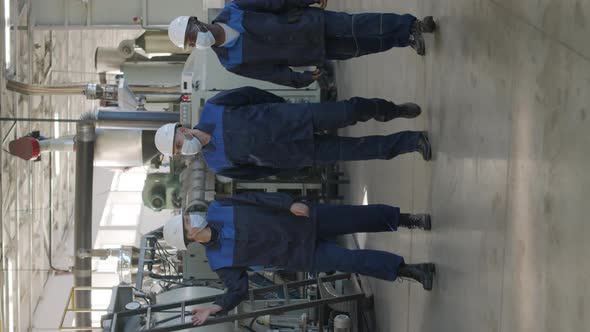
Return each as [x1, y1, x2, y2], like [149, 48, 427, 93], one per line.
[103, 273, 367, 332]
[59, 287, 113, 331]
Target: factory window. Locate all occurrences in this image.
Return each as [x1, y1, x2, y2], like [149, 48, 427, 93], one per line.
[95, 169, 146, 249]
[95, 230, 137, 248]
[110, 168, 147, 192]
[93, 256, 119, 274]
[100, 203, 141, 227]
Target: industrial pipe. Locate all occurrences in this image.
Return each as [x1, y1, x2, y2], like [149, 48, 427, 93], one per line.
[6, 79, 85, 95]
[94, 109, 179, 130]
[73, 122, 95, 331]
[6, 79, 181, 96]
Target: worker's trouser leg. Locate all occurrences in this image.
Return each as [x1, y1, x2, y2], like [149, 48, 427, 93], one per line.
[313, 131, 422, 164]
[324, 11, 416, 60]
[310, 204, 404, 281]
[310, 97, 405, 130]
[316, 204, 400, 236]
[311, 241, 405, 281]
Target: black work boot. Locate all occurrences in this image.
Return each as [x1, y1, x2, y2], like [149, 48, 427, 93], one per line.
[409, 32, 426, 56]
[409, 17, 435, 56]
[397, 103, 422, 119]
[399, 214, 431, 230]
[412, 16, 437, 34]
[417, 132, 432, 161]
[398, 263, 436, 290]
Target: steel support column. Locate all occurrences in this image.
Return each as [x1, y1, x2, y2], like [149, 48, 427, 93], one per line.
[73, 122, 96, 331]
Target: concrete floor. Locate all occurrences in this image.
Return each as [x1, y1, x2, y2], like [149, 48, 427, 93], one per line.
[330, 0, 590, 331]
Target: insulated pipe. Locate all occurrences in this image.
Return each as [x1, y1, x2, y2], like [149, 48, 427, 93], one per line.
[39, 136, 75, 152]
[74, 122, 95, 331]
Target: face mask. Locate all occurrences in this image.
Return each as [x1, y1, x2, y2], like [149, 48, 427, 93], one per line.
[195, 30, 216, 49]
[181, 135, 202, 155]
[189, 212, 208, 231]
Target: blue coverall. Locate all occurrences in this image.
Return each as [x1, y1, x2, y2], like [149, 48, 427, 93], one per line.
[201, 192, 405, 313]
[196, 86, 423, 180]
[211, 0, 416, 87]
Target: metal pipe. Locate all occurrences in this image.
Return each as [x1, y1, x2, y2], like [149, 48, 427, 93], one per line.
[73, 122, 96, 331]
[0, 117, 80, 123]
[39, 136, 75, 152]
[6, 79, 181, 96]
[95, 110, 178, 130]
[0, 110, 179, 129]
[76, 248, 119, 260]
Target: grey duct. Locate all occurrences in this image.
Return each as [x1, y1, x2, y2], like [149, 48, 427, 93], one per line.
[74, 122, 95, 331]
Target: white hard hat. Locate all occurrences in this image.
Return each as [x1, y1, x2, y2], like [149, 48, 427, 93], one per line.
[155, 123, 178, 157]
[163, 214, 187, 250]
[168, 16, 190, 48]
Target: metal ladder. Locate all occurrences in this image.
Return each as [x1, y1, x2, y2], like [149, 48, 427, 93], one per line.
[104, 273, 366, 332]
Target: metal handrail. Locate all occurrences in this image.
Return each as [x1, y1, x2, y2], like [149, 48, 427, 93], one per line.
[59, 287, 114, 331]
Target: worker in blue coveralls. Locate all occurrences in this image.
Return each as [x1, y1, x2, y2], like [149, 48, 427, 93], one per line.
[162, 192, 436, 325]
[167, 0, 436, 88]
[155, 87, 431, 180]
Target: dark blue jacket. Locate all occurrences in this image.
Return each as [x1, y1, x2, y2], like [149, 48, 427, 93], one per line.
[211, 0, 326, 88]
[201, 192, 317, 313]
[196, 87, 315, 180]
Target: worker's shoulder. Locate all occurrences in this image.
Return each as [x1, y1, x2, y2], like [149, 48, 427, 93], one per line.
[201, 101, 225, 112]
[208, 199, 235, 210]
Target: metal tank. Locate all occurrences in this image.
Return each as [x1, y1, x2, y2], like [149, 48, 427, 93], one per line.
[93, 128, 147, 167]
[94, 40, 138, 72]
[136, 31, 191, 55]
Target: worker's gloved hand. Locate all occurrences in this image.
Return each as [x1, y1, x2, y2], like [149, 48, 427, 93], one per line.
[311, 68, 323, 81]
[316, 0, 328, 9]
[290, 203, 310, 217]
